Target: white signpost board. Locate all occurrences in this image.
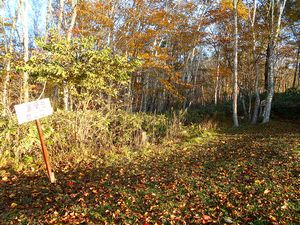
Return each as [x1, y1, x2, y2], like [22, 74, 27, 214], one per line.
[14, 98, 56, 183]
[14, 98, 53, 124]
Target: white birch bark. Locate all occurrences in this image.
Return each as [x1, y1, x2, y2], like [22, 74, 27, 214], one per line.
[214, 50, 220, 105]
[201, 85, 205, 106]
[192, 59, 201, 102]
[21, 0, 29, 102]
[263, 0, 287, 123]
[63, 0, 77, 111]
[142, 74, 149, 112]
[183, 50, 195, 108]
[2, 0, 22, 116]
[293, 45, 300, 88]
[107, 0, 117, 48]
[66, 0, 77, 40]
[45, 0, 52, 40]
[232, 0, 239, 127]
[249, 0, 261, 124]
[58, 0, 64, 33]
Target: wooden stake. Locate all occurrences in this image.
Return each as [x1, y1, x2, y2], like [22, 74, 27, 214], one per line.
[35, 119, 56, 183]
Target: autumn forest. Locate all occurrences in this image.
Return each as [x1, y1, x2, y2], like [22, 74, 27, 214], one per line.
[0, 0, 299, 224]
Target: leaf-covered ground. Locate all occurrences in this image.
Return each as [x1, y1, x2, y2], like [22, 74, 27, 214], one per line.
[0, 121, 299, 224]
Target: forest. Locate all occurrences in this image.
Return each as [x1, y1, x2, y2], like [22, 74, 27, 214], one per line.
[0, 0, 299, 224]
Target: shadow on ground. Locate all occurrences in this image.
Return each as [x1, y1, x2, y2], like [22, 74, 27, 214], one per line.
[0, 121, 299, 224]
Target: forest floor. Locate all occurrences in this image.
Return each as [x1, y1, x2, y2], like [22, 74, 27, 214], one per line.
[0, 121, 299, 224]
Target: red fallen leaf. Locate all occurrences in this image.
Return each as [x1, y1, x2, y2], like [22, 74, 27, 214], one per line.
[202, 215, 212, 222]
[67, 181, 75, 187]
[201, 219, 209, 224]
[243, 217, 252, 222]
[70, 193, 77, 198]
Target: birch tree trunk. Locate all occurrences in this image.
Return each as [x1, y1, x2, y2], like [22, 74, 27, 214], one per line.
[45, 0, 52, 40]
[2, 0, 22, 116]
[214, 50, 220, 105]
[67, 0, 77, 40]
[21, 0, 29, 102]
[192, 59, 201, 102]
[183, 49, 195, 109]
[293, 45, 300, 88]
[107, 0, 117, 49]
[263, 40, 275, 123]
[142, 74, 149, 112]
[263, 0, 287, 123]
[250, 0, 261, 124]
[232, 0, 239, 127]
[264, 44, 271, 91]
[63, 0, 77, 111]
[58, 0, 64, 33]
[57, 0, 69, 109]
[201, 85, 205, 106]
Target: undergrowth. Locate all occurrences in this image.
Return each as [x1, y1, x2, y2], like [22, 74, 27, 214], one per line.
[0, 109, 219, 170]
[272, 88, 300, 120]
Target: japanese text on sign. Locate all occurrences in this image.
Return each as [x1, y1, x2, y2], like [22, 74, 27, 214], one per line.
[14, 98, 53, 124]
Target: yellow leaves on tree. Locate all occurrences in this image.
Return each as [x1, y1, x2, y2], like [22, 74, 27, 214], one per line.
[147, 10, 168, 27]
[76, 1, 114, 37]
[220, 0, 248, 19]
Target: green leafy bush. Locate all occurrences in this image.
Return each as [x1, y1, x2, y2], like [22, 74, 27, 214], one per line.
[0, 110, 171, 166]
[186, 104, 230, 126]
[272, 88, 300, 120]
[21, 33, 141, 109]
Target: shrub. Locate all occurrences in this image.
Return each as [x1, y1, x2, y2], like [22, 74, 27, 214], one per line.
[186, 104, 231, 126]
[272, 88, 300, 120]
[0, 110, 171, 167]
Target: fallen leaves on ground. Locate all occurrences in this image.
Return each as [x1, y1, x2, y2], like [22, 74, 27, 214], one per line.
[0, 121, 299, 224]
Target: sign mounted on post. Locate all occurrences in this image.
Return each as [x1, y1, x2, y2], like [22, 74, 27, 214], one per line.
[14, 98, 53, 125]
[14, 98, 56, 184]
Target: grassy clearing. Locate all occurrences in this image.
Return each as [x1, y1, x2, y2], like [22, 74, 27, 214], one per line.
[0, 121, 299, 224]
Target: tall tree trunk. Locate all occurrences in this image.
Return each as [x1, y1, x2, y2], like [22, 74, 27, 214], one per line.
[248, 94, 252, 121]
[67, 0, 77, 40]
[2, 0, 22, 116]
[250, 0, 261, 124]
[45, 0, 52, 40]
[57, 0, 68, 109]
[58, 0, 64, 33]
[293, 45, 300, 88]
[107, 0, 116, 49]
[142, 74, 149, 112]
[22, 0, 29, 102]
[263, 0, 286, 123]
[3, 63, 11, 116]
[251, 60, 260, 123]
[214, 50, 220, 105]
[263, 40, 275, 123]
[201, 85, 205, 106]
[62, 84, 68, 110]
[192, 60, 200, 103]
[264, 43, 271, 91]
[263, 0, 287, 123]
[63, 0, 77, 111]
[241, 95, 247, 119]
[127, 79, 133, 113]
[183, 50, 195, 109]
[232, 0, 239, 127]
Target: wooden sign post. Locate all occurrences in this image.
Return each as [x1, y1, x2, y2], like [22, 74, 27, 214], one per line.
[14, 98, 56, 183]
[35, 119, 56, 183]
